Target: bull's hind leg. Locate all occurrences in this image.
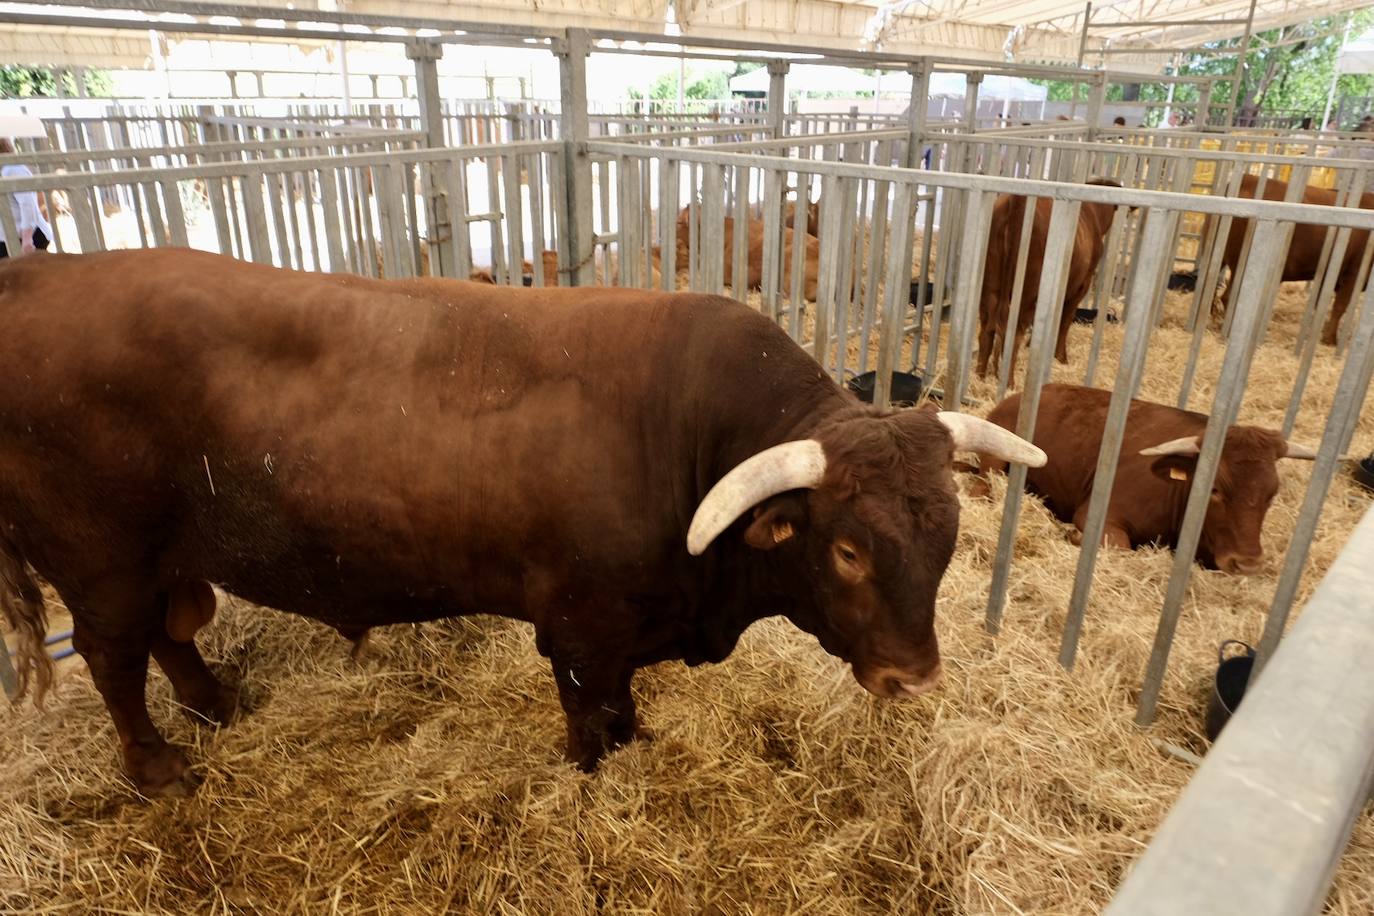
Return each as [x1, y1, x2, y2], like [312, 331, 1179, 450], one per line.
[67, 580, 195, 797]
[153, 580, 237, 725]
[1321, 282, 1356, 346]
[151, 634, 237, 726]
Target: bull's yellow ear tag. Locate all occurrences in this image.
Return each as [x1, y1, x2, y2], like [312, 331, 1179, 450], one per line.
[772, 521, 795, 544]
[1169, 468, 1188, 481]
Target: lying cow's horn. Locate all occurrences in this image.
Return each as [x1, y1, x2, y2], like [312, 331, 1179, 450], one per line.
[687, 440, 827, 556]
[1283, 441, 1319, 460]
[937, 412, 1047, 468]
[1139, 436, 1202, 457]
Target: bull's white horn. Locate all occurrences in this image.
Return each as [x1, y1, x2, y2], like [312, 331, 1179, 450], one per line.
[1283, 441, 1319, 460]
[937, 412, 1047, 468]
[1139, 435, 1202, 457]
[687, 440, 827, 556]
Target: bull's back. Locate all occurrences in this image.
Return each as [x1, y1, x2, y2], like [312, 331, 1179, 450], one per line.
[0, 250, 724, 622]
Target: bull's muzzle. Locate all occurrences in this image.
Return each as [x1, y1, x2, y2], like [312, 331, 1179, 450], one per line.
[857, 663, 943, 699]
[1217, 552, 1265, 575]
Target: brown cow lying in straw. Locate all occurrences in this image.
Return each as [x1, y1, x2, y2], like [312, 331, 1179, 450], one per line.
[976, 178, 1125, 381]
[969, 384, 1317, 574]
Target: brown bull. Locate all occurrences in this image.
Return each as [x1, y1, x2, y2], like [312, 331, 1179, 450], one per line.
[976, 179, 1123, 380]
[971, 384, 1316, 573]
[1205, 172, 1373, 345]
[0, 247, 1042, 796]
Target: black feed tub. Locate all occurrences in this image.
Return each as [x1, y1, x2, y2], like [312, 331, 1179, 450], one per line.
[1352, 455, 1374, 492]
[847, 370, 924, 406]
[1073, 307, 1120, 325]
[1205, 640, 1256, 742]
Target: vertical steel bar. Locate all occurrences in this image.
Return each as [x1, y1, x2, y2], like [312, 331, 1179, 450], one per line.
[984, 198, 1083, 633]
[1135, 219, 1290, 726]
[1060, 209, 1177, 668]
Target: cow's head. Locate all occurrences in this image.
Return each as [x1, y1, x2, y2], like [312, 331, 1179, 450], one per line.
[686, 409, 1044, 699]
[1141, 426, 1317, 574]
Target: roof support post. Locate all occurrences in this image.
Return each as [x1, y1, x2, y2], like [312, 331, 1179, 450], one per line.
[406, 39, 445, 148]
[767, 60, 789, 140]
[1196, 79, 1212, 128]
[1076, 0, 1092, 66]
[904, 57, 930, 170]
[1225, 0, 1258, 127]
[338, 39, 352, 112]
[558, 28, 594, 286]
[1086, 71, 1106, 137]
[963, 71, 983, 132]
[408, 38, 448, 276]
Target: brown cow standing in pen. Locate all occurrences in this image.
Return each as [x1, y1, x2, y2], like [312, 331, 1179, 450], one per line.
[976, 178, 1124, 381]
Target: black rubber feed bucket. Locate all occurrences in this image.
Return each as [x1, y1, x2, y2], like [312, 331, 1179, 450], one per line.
[1073, 307, 1120, 325]
[1205, 640, 1256, 742]
[1352, 455, 1374, 492]
[847, 370, 924, 406]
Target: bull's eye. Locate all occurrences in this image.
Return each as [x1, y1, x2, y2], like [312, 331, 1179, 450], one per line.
[833, 542, 866, 582]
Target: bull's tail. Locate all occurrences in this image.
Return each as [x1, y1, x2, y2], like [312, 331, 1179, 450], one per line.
[1, 537, 53, 706]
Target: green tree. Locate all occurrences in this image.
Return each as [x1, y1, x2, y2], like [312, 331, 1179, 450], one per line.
[0, 66, 113, 98]
[1029, 10, 1374, 125]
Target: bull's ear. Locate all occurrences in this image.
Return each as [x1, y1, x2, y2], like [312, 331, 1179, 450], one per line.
[744, 495, 808, 551]
[1149, 455, 1197, 483]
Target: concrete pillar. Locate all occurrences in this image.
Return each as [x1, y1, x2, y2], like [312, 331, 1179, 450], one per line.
[904, 57, 930, 169]
[1086, 72, 1107, 138]
[1197, 80, 1213, 129]
[963, 71, 983, 131]
[74, 67, 89, 98]
[369, 74, 380, 100]
[226, 70, 238, 99]
[767, 60, 789, 139]
[557, 28, 594, 286]
[52, 68, 68, 99]
[407, 40, 445, 147]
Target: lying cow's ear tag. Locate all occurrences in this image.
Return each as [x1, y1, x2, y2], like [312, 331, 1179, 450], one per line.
[1169, 467, 1189, 482]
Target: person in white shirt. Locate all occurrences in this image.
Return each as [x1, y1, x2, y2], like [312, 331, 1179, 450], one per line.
[0, 137, 54, 258]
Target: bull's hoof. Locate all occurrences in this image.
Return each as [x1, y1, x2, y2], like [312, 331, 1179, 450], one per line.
[176, 682, 240, 726]
[207, 684, 241, 726]
[127, 744, 197, 798]
[564, 713, 642, 772]
[1067, 527, 1085, 546]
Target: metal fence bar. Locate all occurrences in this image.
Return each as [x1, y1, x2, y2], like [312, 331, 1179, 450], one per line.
[1135, 219, 1290, 726]
[1254, 274, 1374, 676]
[1105, 503, 1374, 916]
[1059, 208, 1177, 669]
[983, 197, 1081, 634]
[944, 189, 995, 411]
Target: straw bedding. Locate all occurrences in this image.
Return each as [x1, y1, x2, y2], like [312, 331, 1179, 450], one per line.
[3, 279, 1372, 915]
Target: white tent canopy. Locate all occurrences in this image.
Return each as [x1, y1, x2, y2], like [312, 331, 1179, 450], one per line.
[0, 0, 1366, 76]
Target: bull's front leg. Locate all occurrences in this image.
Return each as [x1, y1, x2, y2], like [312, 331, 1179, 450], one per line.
[549, 651, 640, 772]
